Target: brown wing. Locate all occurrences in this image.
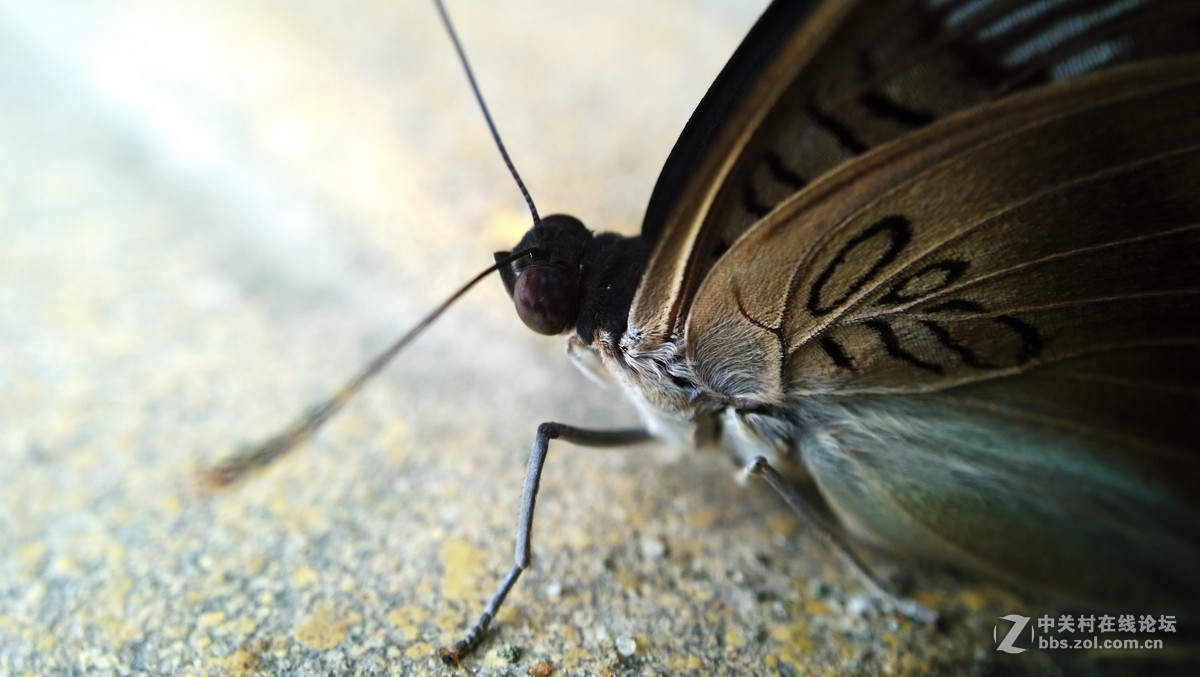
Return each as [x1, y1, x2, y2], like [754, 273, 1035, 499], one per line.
[685, 58, 1200, 607]
[688, 58, 1200, 403]
[631, 0, 1200, 344]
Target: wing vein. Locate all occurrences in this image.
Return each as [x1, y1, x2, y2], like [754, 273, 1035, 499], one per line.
[836, 143, 1200, 319]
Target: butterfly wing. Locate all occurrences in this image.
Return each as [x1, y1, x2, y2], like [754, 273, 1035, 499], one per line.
[633, 0, 1200, 344]
[685, 57, 1200, 608]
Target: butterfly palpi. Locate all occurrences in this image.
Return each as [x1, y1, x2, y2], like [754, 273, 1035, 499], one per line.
[207, 0, 1200, 665]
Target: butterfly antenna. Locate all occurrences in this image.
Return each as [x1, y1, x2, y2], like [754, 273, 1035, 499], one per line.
[202, 249, 537, 489]
[433, 0, 541, 228]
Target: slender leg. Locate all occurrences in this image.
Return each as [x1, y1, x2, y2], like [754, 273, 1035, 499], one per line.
[744, 456, 939, 625]
[440, 423, 651, 666]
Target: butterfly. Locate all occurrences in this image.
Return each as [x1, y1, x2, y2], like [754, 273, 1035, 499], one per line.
[448, 0, 1200, 662]
[208, 0, 1200, 665]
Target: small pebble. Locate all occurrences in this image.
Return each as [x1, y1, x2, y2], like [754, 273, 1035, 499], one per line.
[499, 644, 522, 662]
[544, 581, 562, 599]
[847, 595, 873, 617]
[638, 538, 666, 560]
[616, 636, 637, 657]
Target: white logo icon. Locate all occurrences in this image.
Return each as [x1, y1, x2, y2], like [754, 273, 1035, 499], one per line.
[995, 614, 1032, 654]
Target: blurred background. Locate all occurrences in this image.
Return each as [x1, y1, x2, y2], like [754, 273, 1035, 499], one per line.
[0, 1, 1079, 675]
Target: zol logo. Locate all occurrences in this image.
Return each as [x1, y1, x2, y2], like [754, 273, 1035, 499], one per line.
[995, 614, 1034, 654]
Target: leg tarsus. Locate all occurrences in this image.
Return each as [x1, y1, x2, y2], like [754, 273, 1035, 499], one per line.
[440, 564, 520, 666]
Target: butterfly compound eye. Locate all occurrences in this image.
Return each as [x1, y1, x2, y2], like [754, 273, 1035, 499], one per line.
[513, 264, 578, 335]
[506, 214, 590, 335]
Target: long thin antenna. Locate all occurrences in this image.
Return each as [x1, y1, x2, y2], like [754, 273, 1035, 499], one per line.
[202, 248, 538, 489]
[433, 0, 541, 227]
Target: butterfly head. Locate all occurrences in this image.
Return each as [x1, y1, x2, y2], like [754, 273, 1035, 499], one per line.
[495, 214, 591, 336]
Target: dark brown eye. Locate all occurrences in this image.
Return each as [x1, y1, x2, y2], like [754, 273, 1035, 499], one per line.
[514, 264, 578, 335]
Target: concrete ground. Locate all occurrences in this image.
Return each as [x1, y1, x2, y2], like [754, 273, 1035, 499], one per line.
[0, 1, 1163, 675]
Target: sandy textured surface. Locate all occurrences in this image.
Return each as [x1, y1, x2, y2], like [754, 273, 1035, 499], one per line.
[0, 1, 1157, 675]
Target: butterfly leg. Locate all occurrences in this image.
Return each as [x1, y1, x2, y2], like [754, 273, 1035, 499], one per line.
[440, 422, 651, 665]
[744, 456, 939, 626]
